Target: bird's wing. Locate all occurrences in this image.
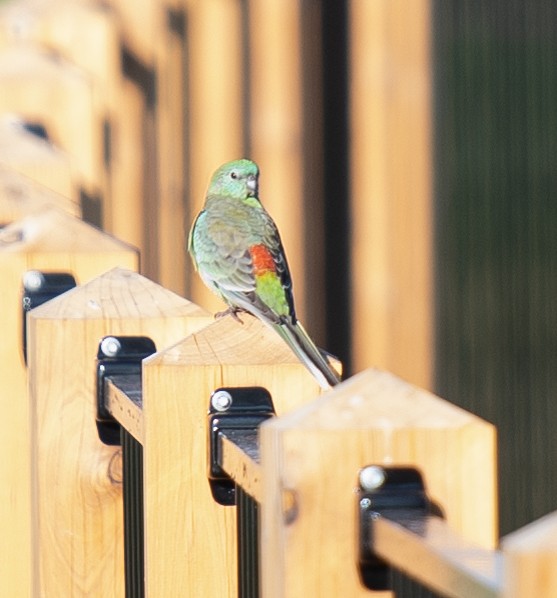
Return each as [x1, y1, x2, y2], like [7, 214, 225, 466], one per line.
[190, 208, 255, 291]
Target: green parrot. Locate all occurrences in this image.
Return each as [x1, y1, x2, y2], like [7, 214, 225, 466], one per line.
[188, 158, 340, 389]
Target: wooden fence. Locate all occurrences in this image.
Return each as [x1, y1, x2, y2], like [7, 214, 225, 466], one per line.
[0, 0, 556, 596]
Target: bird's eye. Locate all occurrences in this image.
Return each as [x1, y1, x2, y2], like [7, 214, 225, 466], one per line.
[230, 172, 238, 179]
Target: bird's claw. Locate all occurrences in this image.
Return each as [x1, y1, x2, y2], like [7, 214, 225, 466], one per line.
[215, 307, 245, 324]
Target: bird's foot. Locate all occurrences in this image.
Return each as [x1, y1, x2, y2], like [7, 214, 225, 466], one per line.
[215, 306, 245, 324]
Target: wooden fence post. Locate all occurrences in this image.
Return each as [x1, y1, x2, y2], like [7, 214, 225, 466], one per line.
[501, 511, 557, 597]
[260, 368, 497, 596]
[0, 44, 106, 222]
[349, 0, 434, 389]
[0, 114, 76, 201]
[0, 164, 79, 225]
[142, 314, 327, 596]
[186, 0, 245, 309]
[0, 0, 146, 244]
[0, 216, 137, 598]
[26, 268, 212, 597]
[100, 0, 188, 295]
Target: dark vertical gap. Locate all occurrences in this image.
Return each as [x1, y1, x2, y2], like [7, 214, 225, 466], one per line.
[236, 486, 259, 598]
[121, 428, 145, 598]
[434, 0, 557, 537]
[321, 0, 352, 374]
[299, 3, 326, 346]
[79, 189, 103, 228]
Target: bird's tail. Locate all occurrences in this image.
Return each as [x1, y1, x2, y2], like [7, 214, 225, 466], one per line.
[274, 319, 341, 389]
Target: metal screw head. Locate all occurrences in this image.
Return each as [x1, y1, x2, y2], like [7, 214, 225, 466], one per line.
[360, 497, 372, 510]
[359, 466, 387, 492]
[100, 336, 121, 357]
[23, 270, 44, 292]
[211, 390, 233, 412]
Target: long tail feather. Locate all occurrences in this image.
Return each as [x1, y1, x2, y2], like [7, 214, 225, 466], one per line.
[273, 320, 341, 389]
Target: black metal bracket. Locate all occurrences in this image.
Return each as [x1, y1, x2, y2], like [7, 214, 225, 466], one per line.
[96, 335, 156, 446]
[208, 387, 275, 506]
[22, 270, 77, 364]
[357, 465, 444, 591]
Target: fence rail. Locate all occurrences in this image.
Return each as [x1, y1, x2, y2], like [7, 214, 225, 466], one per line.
[0, 0, 556, 596]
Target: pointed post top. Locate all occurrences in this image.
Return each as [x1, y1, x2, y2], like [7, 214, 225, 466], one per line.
[29, 267, 211, 322]
[0, 207, 135, 254]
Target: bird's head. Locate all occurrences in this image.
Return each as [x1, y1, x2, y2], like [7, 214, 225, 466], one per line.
[207, 159, 260, 201]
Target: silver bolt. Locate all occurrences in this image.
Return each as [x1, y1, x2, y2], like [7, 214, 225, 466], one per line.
[100, 336, 121, 357]
[211, 390, 233, 412]
[359, 466, 386, 491]
[23, 270, 44, 291]
[360, 497, 372, 509]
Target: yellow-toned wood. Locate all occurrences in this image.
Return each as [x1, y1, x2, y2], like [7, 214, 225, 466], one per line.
[185, 0, 244, 304]
[0, 113, 76, 200]
[373, 515, 500, 597]
[27, 268, 211, 597]
[95, 0, 188, 292]
[0, 220, 137, 598]
[501, 511, 557, 597]
[153, 4, 187, 295]
[220, 433, 262, 502]
[105, 377, 144, 443]
[247, 0, 310, 324]
[0, 164, 79, 224]
[103, 0, 157, 67]
[260, 368, 497, 597]
[0, 0, 145, 240]
[142, 314, 325, 597]
[0, 44, 105, 209]
[349, 0, 433, 389]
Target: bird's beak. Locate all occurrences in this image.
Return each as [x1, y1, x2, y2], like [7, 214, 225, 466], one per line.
[246, 174, 258, 195]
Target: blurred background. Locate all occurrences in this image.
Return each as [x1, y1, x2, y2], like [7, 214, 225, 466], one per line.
[1, 0, 556, 567]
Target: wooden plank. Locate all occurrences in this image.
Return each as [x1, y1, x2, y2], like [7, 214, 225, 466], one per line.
[153, 2, 188, 295]
[26, 268, 212, 597]
[97, 0, 191, 294]
[501, 511, 557, 597]
[220, 432, 262, 502]
[349, 0, 433, 388]
[0, 217, 137, 598]
[0, 113, 76, 200]
[0, 0, 144, 239]
[0, 44, 105, 215]
[105, 376, 144, 443]
[186, 0, 245, 306]
[247, 0, 308, 325]
[142, 314, 325, 597]
[259, 368, 497, 596]
[0, 164, 79, 225]
[372, 515, 500, 598]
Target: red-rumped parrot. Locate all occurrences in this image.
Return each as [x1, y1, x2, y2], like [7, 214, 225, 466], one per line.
[188, 159, 340, 389]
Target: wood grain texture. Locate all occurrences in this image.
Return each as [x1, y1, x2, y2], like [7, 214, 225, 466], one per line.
[0, 114, 76, 200]
[142, 314, 326, 597]
[349, 0, 433, 389]
[501, 511, 557, 597]
[0, 164, 79, 224]
[0, 221, 137, 598]
[27, 268, 211, 597]
[260, 368, 497, 597]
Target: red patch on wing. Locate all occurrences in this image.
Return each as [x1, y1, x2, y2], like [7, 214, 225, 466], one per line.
[249, 244, 276, 276]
